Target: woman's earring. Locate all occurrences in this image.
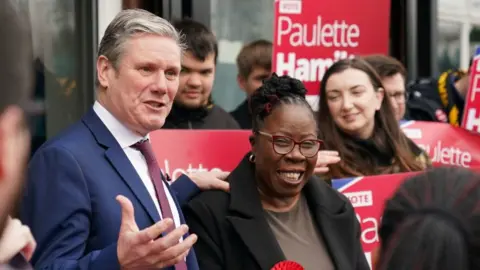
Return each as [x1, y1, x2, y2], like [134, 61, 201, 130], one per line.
[249, 154, 256, 163]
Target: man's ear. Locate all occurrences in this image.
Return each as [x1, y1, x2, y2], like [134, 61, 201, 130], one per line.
[237, 75, 247, 93]
[375, 87, 385, 111]
[97, 55, 112, 89]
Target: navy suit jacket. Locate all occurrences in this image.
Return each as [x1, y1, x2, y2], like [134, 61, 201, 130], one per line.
[20, 109, 200, 270]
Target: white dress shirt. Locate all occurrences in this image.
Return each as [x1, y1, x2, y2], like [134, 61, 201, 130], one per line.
[93, 101, 181, 229]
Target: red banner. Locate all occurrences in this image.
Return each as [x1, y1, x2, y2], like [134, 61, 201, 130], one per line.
[150, 130, 251, 180]
[272, 0, 390, 108]
[401, 121, 480, 168]
[150, 121, 480, 178]
[462, 49, 480, 131]
[332, 172, 419, 269]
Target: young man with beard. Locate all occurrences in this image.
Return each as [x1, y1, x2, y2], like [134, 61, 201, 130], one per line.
[163, 19, 240, 129]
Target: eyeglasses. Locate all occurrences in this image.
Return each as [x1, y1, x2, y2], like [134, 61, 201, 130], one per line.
[256, 131, 322, 158]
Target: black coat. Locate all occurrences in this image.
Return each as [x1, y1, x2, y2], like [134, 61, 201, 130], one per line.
[184, 154, 369, 270]
[230, 99, 252, 129]
[163, 104, 240, 129]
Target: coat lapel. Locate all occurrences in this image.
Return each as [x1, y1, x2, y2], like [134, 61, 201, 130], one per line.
[82, 108, 160, 223]
[226, 155, 285, 270]
[303, 178, 358, 270]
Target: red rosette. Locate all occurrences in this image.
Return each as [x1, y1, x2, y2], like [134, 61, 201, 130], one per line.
[270, 260, 304, 270]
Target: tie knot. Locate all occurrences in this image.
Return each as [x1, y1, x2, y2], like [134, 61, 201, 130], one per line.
[132, 138, 149, 149]
[132, 139, 156, 164]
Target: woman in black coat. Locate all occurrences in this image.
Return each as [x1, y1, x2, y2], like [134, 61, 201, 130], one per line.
[184, 74, 369, 270]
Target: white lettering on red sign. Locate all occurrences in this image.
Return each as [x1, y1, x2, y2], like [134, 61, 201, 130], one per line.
[276, 51, 354, 82]
[469, 74, 480, 103]
[416, 141, 473, 168]
[279, 0, 302, 14]
[276, 15, 360, 81]
[356, 213, 379, 244]
[162, 159, 224, 181]
[277, 16, 360, 48]
[344, 191, 373, 207]
[465, 108, 480, 132]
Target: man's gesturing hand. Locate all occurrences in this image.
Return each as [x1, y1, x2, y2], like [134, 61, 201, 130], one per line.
[116, 195, 198, 269]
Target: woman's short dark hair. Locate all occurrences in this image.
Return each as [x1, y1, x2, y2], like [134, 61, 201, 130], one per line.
[378, 167, 480, 270]
[248, 73, 313, 132]
[317, 58, 424, 178]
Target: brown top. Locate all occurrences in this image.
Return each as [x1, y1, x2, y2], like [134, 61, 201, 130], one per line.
[264, 194, 335, 270]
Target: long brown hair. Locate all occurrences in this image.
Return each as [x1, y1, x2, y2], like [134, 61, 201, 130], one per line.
[318, 58, 424, 178]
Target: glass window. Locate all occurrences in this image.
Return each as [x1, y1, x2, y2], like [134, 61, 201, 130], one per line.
[24, 0, 96, 155]
[209, 0, 274, 111]
[470, 25, 480, 58]
[437, 20, 462, 72]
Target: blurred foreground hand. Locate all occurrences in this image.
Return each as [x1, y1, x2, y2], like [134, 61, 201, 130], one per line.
[0, 217, 36, 263]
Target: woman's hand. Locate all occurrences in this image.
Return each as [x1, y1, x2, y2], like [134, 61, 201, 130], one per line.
[0, 217, 36, 263]
[314, 151, 341, 175]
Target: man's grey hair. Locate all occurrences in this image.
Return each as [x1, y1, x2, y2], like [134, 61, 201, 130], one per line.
[98, 9, 185, 70]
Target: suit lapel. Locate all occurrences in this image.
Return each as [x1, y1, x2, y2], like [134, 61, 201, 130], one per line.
[105, 147, 160, 222]
[226, 155, 285, 270]
[303, 178, 356, 270]
[82, 108, 160, 223]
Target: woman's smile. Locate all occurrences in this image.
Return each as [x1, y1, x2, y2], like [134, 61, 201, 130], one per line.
[277, 170, 304, 185]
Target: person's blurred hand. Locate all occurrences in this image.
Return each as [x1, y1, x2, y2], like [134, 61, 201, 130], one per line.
[0, 106, 30, 234]
[187, 171, 230, 192]
[0, 217, 36, 263]
[314, 150, 341, 175]
[0, 106, 30, 190]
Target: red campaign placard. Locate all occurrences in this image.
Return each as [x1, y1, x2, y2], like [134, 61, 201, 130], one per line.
[333, 172, 419, 269]
[150, 121, 480, 178]
[400, 121, 480, 168]
[150, 130, 251, 180]
[272, 0, 390, 107]
[462, 50, 480, 132]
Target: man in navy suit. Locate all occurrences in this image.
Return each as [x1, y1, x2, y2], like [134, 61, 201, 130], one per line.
[20, 9, 228, 270]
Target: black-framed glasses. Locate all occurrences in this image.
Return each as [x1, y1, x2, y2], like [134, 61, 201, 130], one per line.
[257, 131, 322, 158]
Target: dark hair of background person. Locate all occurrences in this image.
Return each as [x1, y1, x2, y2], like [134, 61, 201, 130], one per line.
[317, 58, 424, 178]
[236, 39, 272, 79]
[0, 1, 33, 113]
[377, 167, 480, 270]
[172, 18, 218, 63]
[248, 73, 314, 132]
[363, 54, 407, 80]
